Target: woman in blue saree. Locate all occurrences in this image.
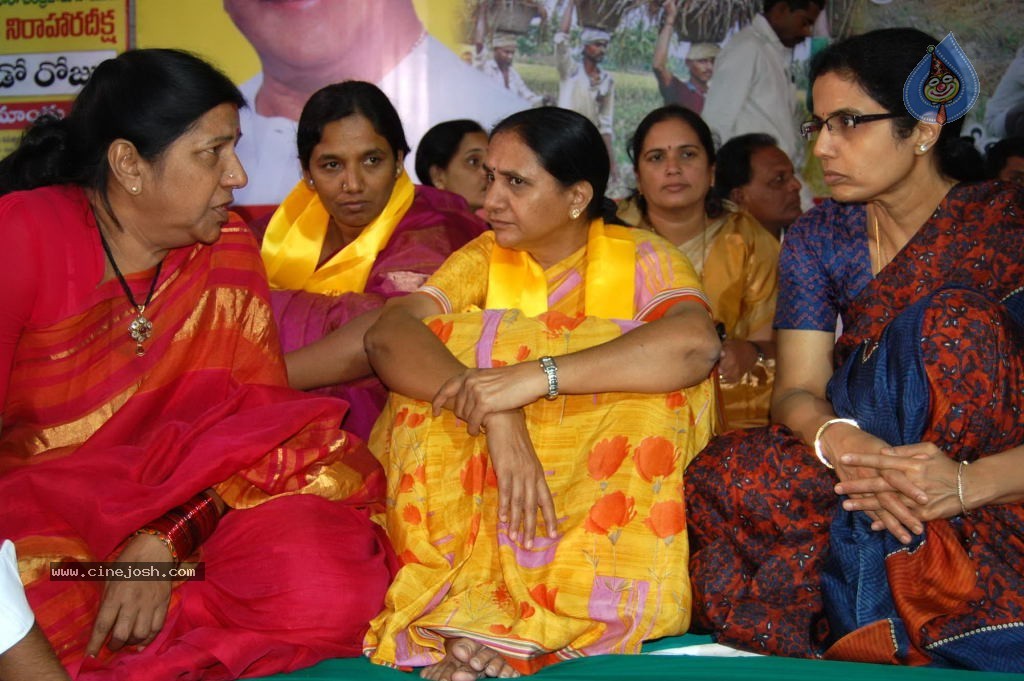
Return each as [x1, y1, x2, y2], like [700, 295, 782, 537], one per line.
[684, 28, 1024, 671]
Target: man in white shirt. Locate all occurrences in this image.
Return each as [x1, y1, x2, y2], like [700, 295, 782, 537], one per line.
[702, 0, 823, 164]
[224, 0, 530, 207]
[554, 0, 617, 182]
[478, 32, 549, 108]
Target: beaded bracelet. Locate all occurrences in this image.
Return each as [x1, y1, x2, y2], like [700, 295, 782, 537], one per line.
[136, 491, 220, 564]
[812, 418, 860, 469]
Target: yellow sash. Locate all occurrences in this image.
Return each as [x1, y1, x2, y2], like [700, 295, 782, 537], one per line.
[260, 172, 415, 294]
[485, 219, 636, 318]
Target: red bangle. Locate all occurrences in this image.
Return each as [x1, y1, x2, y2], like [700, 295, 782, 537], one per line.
[137, 491, 220, 563]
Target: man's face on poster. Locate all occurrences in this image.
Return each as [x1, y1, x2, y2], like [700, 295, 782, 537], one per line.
[223, 0, 374, 67]
[493, 46, 516, 69]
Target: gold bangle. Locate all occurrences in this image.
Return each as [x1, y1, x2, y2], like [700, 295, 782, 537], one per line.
[813, 418, 859, 469]
[957, 459, 971, 517]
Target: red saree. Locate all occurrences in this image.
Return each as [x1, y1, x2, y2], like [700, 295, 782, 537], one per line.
[0, 186, 395, 679]
[685, 182, 1024, 670]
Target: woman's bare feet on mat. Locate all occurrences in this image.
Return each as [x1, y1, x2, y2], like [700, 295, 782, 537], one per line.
[420, 637, 520, 681]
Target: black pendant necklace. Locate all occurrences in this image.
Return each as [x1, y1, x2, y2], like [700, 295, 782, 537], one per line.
[97, 229, 164, 357]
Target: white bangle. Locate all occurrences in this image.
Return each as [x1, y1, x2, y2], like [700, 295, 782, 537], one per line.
[813, 418, 860, 469]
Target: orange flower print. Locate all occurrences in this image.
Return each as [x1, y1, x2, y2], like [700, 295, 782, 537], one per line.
[426, 318, 454, 343]
[515, 345, 532, 362]
[413, 464, 426, 484]
[489, 624, 513, 635]
[587, 436, 630, 482]
[405, 412, 425, 428]
[529, 584, 558, 612]
[644, 500, 686, 541]
[398, 472, 416, 494]
[494, 584, 514, 610]
[394, 408, 408, 427]
[402, 504, 422, 525]
[539, 310, 585, 334]
[634, 436, 678, 483]
[492, 359, 508, 367]
[519, 601, 536, 619]
[398, 548, 420, 566]
[461, 454, 490, 496]
[584, 491, 636, 540]
[665, 391, 687, 410]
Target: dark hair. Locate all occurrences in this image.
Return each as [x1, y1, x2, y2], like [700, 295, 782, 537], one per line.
[986, 136, 1024, 179]
[415, 119, 486, 186]
[764, 0, 825, 11]
[809, 28, 969, 181]
[0, 48, 245, 202]
[297, 81, 409, 170]
[627, 104, 721, 217]
[714, 133, 779, 202]
[491, 107, 609, 219]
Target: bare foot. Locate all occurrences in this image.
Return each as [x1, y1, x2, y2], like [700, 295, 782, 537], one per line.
[420, 650, 478, 681]
[420, 637, 520, 681]
[449, 637, 520, 680]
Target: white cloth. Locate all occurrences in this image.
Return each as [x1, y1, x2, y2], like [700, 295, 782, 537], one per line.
[479, 58, 544, 106]
[234, 35, 530, 206]
[554, 31, 614, 136]
[985, 46, 1024, 138]
[647, 642, 763, 658]
[702, 14, 802, 163]
[0, 540, 34, 656]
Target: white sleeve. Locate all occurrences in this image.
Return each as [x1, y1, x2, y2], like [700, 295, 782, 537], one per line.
[702, 39, 757, 144]
[0, 540, 34, 656]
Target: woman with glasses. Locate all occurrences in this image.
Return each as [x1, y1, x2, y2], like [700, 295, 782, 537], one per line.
[684, 28, 1024, 670]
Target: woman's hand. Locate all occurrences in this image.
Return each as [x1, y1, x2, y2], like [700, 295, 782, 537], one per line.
[835, 442, 961, 523]
[432, 362, 547, 434]
[483, 410, 557, 547]
[822, 423, 925, 544]
[717, 339, 760, 383]
[86, 533, 173, 656]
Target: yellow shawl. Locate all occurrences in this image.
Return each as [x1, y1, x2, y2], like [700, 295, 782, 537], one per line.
[485, 219, 636, 319]
[260, 173, 415, 294]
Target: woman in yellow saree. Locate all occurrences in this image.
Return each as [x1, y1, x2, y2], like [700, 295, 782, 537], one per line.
[362, 107, 721, 680]
[617, 106, 780, 429]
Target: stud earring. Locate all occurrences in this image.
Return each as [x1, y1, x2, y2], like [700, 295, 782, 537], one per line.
[918, 144, 928, 152]
[570, 207, 581, 219]
[395, 167, 402, 178]
[130, 186, 139, 194]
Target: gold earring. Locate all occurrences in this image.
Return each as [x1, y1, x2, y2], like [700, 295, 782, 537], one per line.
[918, 144, 928, 152]
[395, 166, 402, 178]
[130, 186, 139, 194]
[570, 207, 581, 219]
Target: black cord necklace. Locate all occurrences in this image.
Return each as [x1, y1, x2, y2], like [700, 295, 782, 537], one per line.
[97, 228, 164, 357]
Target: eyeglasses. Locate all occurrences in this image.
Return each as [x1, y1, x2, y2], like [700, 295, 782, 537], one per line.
[799, 112, 903, 140]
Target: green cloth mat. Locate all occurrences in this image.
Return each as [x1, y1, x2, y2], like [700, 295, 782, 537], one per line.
[252, 634, 1019, 680]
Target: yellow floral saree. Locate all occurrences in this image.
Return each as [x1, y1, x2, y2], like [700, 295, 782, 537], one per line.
[364, 223, 716, 673]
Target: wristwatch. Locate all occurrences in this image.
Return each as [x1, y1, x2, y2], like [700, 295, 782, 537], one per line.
[538, 356, 559, 400]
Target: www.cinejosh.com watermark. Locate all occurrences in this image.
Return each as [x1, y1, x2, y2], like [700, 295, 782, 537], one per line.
[49, 562, 205, 581]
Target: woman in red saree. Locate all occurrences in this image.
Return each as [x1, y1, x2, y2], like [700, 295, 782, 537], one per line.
[0, 49, 394, 680]
[684, 29, 1024, 671]
[255, 82, 486, 441]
